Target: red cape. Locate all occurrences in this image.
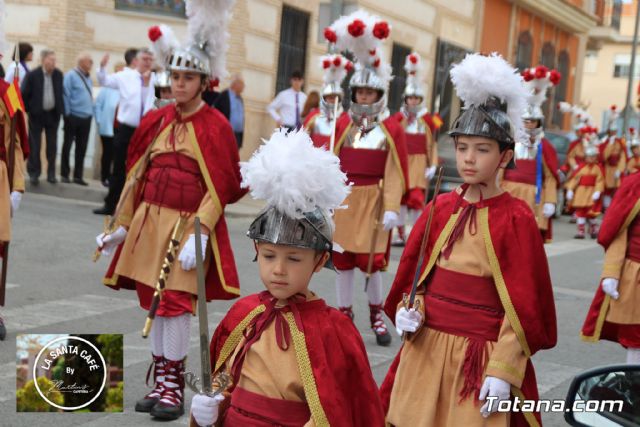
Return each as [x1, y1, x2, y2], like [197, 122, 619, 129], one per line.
[104, 104, 245, 300]
[210, 292, 385, 427]
[380, 191, 557, 426]
[541, 138, 560, 183]
[302, 108, 320, 129]
[582, 173, 640, 343]
[334, 114, 410, 193]
[0, 79, 29, 159]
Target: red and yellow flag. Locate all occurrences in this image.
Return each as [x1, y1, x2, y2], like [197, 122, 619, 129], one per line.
[432, 113, 444, 130]
[2, 73, 25, 118]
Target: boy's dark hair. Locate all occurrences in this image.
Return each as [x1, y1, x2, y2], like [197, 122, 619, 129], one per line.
[124, 48, 139, 66]
[290, 70, 303, 80]
[13, 42, 33, 61]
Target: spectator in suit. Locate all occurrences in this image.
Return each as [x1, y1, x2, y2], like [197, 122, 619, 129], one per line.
[5, 42, 33, 87]
[94, 62, 125, 187]
[214, 73, 244, 148]
[61, 51, 94, 186]
[21, 49, 64, 185]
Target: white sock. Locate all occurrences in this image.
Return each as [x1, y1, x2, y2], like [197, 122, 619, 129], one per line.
[149, 316, 165, 357]
[163, 313, 191, 361]
[398, 205, 407, 227]
[409, 208, 421, 225]
[627, 348, 640, 364]
[336, 269, 355, 307]
[366, 271, 383, 305]
[577, 217, 586, 225]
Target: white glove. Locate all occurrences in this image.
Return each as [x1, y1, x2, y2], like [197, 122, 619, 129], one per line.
[10, 191, 22, 216]
[566, 190, 574, 201]
[95, 226, 127, 257]
[479, 376, 511, 418]
[615, 170, 621, 179]
[178, 233, 209, 271]
[592, 191, 601, 201]
[602, 278, 620, 300]
[191, 393, 225, 427]
[542, 203, 555, 219]
[395, 307, 423, 336]
[425, 165, 437, 180]
[382, 211, 399, 231]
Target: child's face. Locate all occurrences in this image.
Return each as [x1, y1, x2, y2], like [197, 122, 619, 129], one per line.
[454, 135, 512, 185]
[256, 243, 329, 301]
[586, 154, 597, 164]
[632, 146, 640, 156]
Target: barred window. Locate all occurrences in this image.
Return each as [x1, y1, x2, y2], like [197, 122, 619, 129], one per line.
[388, 43, 412, 114]
[275, 6, 309, 95]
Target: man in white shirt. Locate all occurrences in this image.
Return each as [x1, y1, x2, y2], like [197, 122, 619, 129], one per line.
[93, 48, 155, 215]
[267, 70, 306, 131]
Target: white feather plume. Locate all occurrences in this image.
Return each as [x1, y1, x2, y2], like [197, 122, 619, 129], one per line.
[240, 129, 351, 221]
[185, 0, 235, 80]
[149, 24, 180, 65]
[404, 52, 425, 91]
[450, 52, 528, 142]
[320, 54, 350, 85]
[0, 0, 6, 54]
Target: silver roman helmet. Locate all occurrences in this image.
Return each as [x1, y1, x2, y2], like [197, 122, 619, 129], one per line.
[448, 53, 529, 169]
[402, 52, 426, 115]
[328, 10, 393, 129]
[241, 129, 350, 268]
[318, 53, 351, 119]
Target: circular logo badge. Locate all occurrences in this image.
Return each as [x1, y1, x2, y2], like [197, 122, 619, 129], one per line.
[33, 336, 107, 410]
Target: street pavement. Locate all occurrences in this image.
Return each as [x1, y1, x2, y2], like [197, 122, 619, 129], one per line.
[0, 190, 624, 426]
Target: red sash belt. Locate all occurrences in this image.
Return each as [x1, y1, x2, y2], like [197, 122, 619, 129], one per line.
[224, 386, 311, 427]
[339, 147, 387, 186]
[607, 154, 621, 167]
[578, 174, 597, 187]
[405, 133, 427, 155]
[424, 267, 503, 400]
[627, 216, 640, 263]
[504, 159, 536, 186]
[142, 153, 205, 213]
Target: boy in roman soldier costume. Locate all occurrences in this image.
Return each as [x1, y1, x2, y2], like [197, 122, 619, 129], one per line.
[565, 141, 605, 239]
[627, 127, 640, 175]
[381, 53, 557, 426]
[95, 0, 243, 420]
[303, 49, 352, 149]
[0, 14, 29, 340]
[557, 102, 594, 175]
[600, 105, 627, 209]
[188, 129, 385, 427]
[500, 66, 560, 242]
[391, 52, 441, 247]
[325, 10, 409, 346]
[581, 172, 640, 364]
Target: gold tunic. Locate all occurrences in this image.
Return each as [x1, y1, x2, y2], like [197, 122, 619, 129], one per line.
[0, 101, 25, 243]
[565, 164, 605, 209]
[602, 140, 627, 190]
[601, 227, 640, 325]
[387, 214, 527, 427]
[333, 123, 404, 254]
[113, 118, 219, 295]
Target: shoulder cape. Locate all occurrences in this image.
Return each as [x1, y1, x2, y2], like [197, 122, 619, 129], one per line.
[0, 79, 29, 159]
[381, 190, 556, 426]
[598, 172, 640, 249]
[541, 138, 559, 183]
[210, 293, 385, 427]
[303, 108, 320, 131]
[105, 104, 245, 300]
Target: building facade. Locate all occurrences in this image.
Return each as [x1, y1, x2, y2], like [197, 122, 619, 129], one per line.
[480, 0, 597, 130]
[581, 0, 638, 130]
[3, 0, 481, 178]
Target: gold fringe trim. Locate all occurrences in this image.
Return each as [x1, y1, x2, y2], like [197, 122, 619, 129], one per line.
[487, 359, 525, 381]
[284, 312, 330, 427]
[214, 304, 266, 372]
[380, 122, 406, 192]
[478, 208, 532, 358]
[333, 120, 352, 155]
[417, 213, 460, 285]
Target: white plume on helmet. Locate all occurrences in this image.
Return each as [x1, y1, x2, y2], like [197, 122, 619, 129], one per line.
[240, 129, 351, 223]
[148, 24, 180, 65]
[329, 9, 393, 88]
[450, 52, 529, 143]
[403, 52, 426, 99]
[185, 0, 235, 80]
[320, 53, 351, 86]
[557, 101, 594, 127]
